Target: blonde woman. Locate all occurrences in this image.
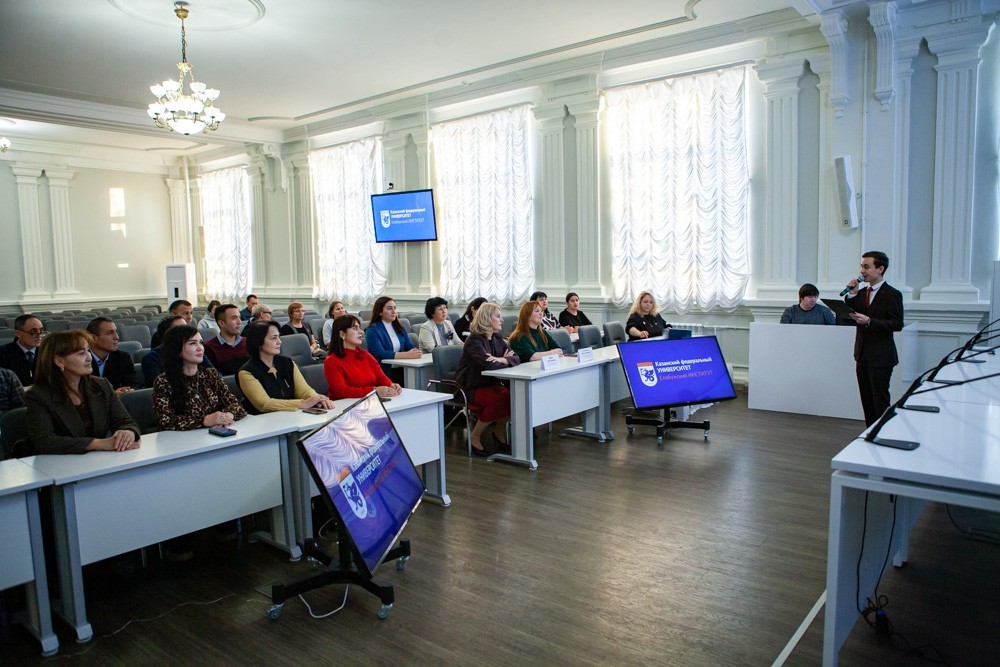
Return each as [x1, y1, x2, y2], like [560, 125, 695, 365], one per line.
[626, 291, 672, 340]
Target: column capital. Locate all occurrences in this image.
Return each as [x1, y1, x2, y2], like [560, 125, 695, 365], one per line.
[869, 2, 898, 111]
[43, 168, 75, 185]
[11, 165, 43, 183]
[531, 102, 567, 130]
[382, 131, 410, 155]
[926, 22, 993, 70]
[566, 96, 601, 126]
[818, 11, 850, 117]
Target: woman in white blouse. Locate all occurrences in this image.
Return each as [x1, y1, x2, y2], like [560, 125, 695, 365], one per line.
[418, 297, 462, 353]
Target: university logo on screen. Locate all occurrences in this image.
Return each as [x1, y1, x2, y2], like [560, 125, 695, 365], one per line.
[339, 472, 368, 519]
[637, 361, 657, 387]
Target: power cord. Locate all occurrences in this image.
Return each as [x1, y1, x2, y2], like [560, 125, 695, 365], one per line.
[945, 505, 1000, 545]
[298, 587, 350, 619]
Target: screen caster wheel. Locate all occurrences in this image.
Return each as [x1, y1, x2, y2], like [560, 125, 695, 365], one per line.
[266, 603, 283, 620]
[377, 604, 393, 619]
[627, 425, 635, 436]
[396, 555, 410, 570]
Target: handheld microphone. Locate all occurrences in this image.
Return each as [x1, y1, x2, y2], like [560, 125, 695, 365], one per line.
[839, 275, 864, 298]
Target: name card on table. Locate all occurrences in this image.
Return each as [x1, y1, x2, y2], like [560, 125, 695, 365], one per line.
[577, 347, 594, 363]
[539, 354, 562, 371]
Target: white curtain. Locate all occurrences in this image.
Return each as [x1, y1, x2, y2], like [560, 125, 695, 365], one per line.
[605, 66, 750, 312]
[200, 166, 252, 301]
[431, 105, 534, 304]
[311, 137, 385, 302]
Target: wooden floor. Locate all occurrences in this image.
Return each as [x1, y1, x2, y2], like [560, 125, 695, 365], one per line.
[3, 393, 999, 665]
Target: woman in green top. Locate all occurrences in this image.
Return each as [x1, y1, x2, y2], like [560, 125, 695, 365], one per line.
[508, 301, 565, 363]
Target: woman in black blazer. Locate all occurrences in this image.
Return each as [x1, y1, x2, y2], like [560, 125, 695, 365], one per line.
[25, 331, 140, 455]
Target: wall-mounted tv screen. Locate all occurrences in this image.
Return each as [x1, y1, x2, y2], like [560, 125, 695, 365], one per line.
[297, 392, 423, 576]
[617, 335, 737, 411]
[371, 189, 438, 243]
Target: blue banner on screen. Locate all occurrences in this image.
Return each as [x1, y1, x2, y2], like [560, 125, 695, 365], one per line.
[617, 336, 737, 410]
[371, 189, 438, 243]
[298, 393, 423, 575]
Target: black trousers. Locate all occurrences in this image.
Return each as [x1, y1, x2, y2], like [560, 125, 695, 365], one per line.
[856, 361, 893, 426]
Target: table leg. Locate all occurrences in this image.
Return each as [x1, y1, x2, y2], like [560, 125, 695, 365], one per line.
[251, 436, 303, 560]
[490, 378, 537, 469]
[51, 485, 93, 643]
[421, 403, 451, 506]
[22, 489, 59, 656]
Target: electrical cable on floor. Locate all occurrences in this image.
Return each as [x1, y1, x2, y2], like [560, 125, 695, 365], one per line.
[299, 586, 349, 618]
[945, 505, 1000, 545]
[317, 516, 340, 542]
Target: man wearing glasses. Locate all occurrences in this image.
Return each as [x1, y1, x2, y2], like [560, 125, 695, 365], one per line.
[0, 314, 44, 386]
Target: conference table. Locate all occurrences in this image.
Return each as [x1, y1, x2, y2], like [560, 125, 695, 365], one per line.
[823, 370, 1000, 665]
[0, 459, 59, 655]
[385, 352, 435, 390]
[19, 387, 450, 643]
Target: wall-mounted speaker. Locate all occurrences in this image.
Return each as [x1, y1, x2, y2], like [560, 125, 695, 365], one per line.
[834, 155, 859, 229]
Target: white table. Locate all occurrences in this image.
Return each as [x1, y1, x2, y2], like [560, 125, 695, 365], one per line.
[385, 353, 435, 389]
[0, 460, 58, 655]
[824, 390, 1000, 665]
[483, 355, 613, 469]
[22, 416, 295, 643]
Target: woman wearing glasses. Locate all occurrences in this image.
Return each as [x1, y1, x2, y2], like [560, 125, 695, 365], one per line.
[418, 296, 462, 353]
[325, 315, 402, 400]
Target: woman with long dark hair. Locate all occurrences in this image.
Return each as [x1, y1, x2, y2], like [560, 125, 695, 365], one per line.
[454, 296, 486, 340]
[364, 296, 421, 381]
[325, 315, 402, 400]
[25, 330, 140, 454]
[152, 325, 246, 431]
[321, 300, 347, 348]
[238, 321, 333, 414]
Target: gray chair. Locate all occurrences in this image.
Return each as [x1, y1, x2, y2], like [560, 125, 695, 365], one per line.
[132, 347, 152, 363]
[1, 407, 28, 459]
[577, 324, 603, 349]
[280, 333, 314, 368]
[427, 345, 476, 457]
[408, 314, 428, 326]
[398, 317, 411, 333]
[119, 388, 159, 435]
[447, 312, 459, 324]
[119, 324, 152, 347]
[299, 363, 328, 396]
[500, 315, 516, 338]
[408, 332, 419, 349]
[222, 374, 244, 403]
[118, 340, 142, 357]
[307, 317, 326, 344]
[547, 328, 574, 355]
[133, 362, 145, 388]
[46, 320, 71, 333]
[604, 321, 627, 345]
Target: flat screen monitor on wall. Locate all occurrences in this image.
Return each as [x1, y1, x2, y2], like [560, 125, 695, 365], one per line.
[371, 189, 438, 243]
[617, 335, 737, 411]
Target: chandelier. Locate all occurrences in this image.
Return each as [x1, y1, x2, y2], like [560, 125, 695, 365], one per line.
[147, 2, 225, 135]
[0, 137, 10, 153]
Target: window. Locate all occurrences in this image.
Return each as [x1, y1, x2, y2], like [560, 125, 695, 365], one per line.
[605, 66, 750, 312]
[431, 105, 535, 303]
[311, 137, 386, 303]
[200, 166, 252, 300]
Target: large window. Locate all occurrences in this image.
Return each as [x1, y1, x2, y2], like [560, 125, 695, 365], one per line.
[310, 137, 385, 303]
[200, 166, 252, 300]
[431, 105, 534, 303]
[605, 66, 750, 312]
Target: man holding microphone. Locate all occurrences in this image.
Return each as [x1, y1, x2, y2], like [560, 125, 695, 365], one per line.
[844, 251, 904, 426]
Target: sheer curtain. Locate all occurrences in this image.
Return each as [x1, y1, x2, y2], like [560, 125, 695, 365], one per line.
[200, 166, 252, 301]
[431, 105, 534, 303]
[311, 137, 385, 302]
[605, 66, 750, 312]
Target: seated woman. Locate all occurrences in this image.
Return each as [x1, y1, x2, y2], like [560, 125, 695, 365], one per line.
[364, 296, 421, 382]
[418, 296, 462, 353]
[280, 302, 323, 356]
[325, 315, 402, 400]
[237, 321, 335, 414]
[152, 325, 247, 431]
[508, 301, 565, 363]
[25, 330, 140, 454]
[558, 292, 593, 333]
[529, 291, 560, 330]
[321, 300, 347, 349]
[626, 291, 672, 340]
[454, 296, 486, 340]
[454, 303, 520, 455]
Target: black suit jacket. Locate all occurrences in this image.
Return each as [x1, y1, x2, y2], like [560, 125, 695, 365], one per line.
[25, 376, 141, 454]
[848, 282, 904, 367]
[0, 340, 38, 386]
[93, 350, 136, 390]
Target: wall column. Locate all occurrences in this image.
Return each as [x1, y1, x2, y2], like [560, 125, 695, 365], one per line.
[165, 177, 192, 264]
[12, 166, 48, 299]
[248, 158, 268, 288]
[411, 129, 433, 293]
[44, 168, 78, 296]
[532, 102, 567, 293]
[291, 158, 314, 291]
[568, 96, 603, 298]
[383, 132, 411, 293]
[753, 59, 805, 298]
[920, 23, 993, 301]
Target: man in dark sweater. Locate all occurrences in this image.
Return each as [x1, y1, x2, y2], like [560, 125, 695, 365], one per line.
[780, 283, 835, 325]
[203, 304, 249, 376]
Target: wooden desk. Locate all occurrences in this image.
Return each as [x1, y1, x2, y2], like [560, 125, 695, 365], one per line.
[0, 460, 58, 655]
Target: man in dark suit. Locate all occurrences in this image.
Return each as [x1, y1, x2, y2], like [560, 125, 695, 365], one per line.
[86, 317, 136, 394]
[845, 251, 904, 426]
[0, 314, 44, 386]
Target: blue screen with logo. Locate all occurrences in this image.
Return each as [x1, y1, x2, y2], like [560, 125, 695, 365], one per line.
[298, 393, 424, 575]
[371, 189, 438, 242]
[617, 336, 736, 410]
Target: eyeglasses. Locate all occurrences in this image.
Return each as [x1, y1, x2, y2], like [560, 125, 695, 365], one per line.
[19, 328, 45, 336]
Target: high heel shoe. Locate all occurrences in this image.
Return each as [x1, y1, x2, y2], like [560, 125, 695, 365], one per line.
[471, 443, 489, 457]
[491, 433, 510, 454]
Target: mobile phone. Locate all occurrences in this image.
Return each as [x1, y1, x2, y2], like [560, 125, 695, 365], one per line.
[302, 407, 327, 415]
[209, 425, 237, 437]
[379, 396, 392, 402]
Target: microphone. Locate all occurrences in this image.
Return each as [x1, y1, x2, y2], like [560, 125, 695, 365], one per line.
[839, 276, 864, 298]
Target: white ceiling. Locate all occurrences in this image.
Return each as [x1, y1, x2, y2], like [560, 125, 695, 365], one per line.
[0, 0, 803, 153]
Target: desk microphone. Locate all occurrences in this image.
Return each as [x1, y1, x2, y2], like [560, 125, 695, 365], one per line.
[839, 276, 864, 297]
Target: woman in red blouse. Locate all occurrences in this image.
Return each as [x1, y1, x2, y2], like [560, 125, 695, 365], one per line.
[324, 315, 403, 400]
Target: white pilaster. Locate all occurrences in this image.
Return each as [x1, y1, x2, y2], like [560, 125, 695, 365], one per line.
[868, 3, 898, 111]
[12, 166, 48, 299]
[45, 168, 78, 296]
[753, 58, 805, 298]
[383, 131, 411, 294]
[165, 177, 192, 264]
[248, 162, 267, 288]
[532, 102, 567, 292]
[809, 54, 836, 290]
[411, 130, 433, 294]
[921, 23, 992, 301]
[292, 158, 313, 291]
[820, 12, 851, 118]
[567, 96, 603, 298]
